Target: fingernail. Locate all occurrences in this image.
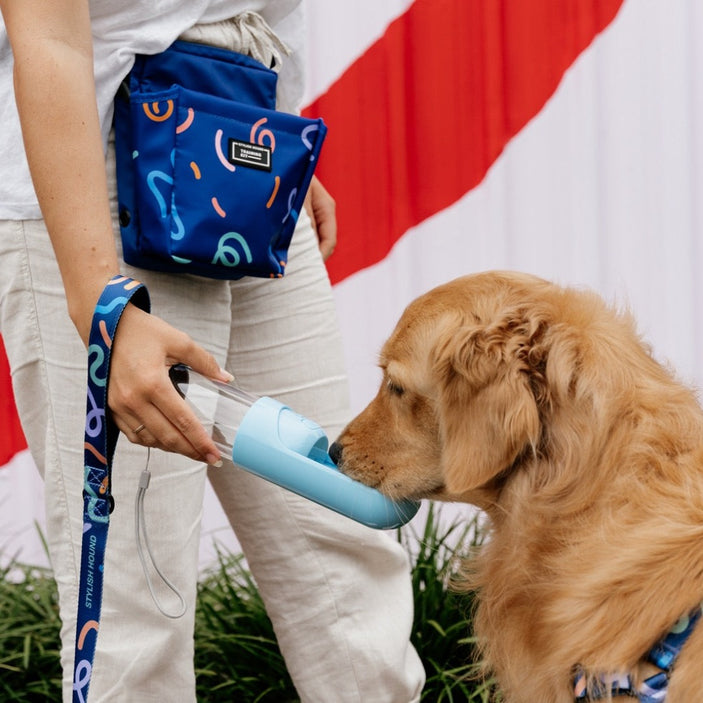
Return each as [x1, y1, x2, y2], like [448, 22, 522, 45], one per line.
[207, 453, 223, 468]
[219, 368, 234, 383]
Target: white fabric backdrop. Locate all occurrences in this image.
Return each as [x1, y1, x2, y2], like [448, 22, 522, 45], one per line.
[2, 0, 702, 569]
[210, 0, 703, 561]
[326, 0, 703, 414]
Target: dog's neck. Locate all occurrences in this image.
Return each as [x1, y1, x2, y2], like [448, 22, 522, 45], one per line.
[466, 447, 703, 702]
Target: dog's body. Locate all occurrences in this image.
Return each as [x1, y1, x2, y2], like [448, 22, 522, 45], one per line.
[331, 272, 703, 702]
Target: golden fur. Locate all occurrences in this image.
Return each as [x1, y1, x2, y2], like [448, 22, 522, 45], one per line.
[332, 271, 703, 702]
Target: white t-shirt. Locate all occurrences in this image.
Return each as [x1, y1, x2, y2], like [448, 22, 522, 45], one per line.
[0, 0, 304, 219]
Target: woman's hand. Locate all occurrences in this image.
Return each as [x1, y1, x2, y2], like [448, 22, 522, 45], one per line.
[107, 304, 232, 465]
[304, 175, 337, 261]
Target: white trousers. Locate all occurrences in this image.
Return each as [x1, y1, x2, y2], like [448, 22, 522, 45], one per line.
[0, 145, 424, 701]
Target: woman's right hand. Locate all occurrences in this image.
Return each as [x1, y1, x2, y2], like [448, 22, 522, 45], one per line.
[106, 303, 232, 465]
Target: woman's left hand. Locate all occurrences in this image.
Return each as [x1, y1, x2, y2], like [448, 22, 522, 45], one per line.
[304, 175, 337, 261]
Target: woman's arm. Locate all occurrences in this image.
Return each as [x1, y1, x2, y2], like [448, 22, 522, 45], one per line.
[2, 0, 116, 337]
[1, 0, 228, 464]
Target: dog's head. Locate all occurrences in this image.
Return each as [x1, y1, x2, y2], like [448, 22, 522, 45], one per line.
[331, 271, 629, 507]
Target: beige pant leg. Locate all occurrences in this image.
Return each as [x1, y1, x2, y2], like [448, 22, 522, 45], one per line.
[0, 212, 236, 702]
[0, 136, 424, 703]
[207, 217, 424, 702]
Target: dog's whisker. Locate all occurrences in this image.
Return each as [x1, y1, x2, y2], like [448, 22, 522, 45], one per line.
[393, 501, 418, 524]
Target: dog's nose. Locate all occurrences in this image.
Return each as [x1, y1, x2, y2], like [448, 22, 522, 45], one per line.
[328, 441, 343, 466]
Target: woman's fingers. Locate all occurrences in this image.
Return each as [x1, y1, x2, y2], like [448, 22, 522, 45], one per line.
[111, 385, 217, 462]
[304, 176, 337, 261]
[170, 335, 233, 386]
[107, 304, 225, 464]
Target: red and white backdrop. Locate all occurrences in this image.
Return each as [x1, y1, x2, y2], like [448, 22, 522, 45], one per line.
[2, 0, 703, 567]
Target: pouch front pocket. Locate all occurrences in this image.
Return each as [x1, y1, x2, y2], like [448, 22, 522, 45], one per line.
[127, 86, 326, 279]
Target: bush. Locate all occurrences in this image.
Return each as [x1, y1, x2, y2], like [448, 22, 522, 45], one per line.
[0, 562, 62, 702]
[193, 551, 296, 702]
[405, 504, 497, 702]
[0, 505, 497, 702]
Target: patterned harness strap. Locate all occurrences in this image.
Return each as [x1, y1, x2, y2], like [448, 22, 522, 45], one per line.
[72, 275, 150, 703]
[574, 605, 703, 702]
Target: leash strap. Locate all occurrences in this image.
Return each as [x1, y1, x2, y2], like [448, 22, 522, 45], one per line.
[72, 275, 150, 703]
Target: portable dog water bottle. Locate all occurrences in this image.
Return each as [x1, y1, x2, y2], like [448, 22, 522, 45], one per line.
[169, 365, 420, 529]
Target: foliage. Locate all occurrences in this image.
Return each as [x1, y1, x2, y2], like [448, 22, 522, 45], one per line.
[404, 503, 498, 702]
[193, 551, 297, 702]
[0, 506, 498, 702]
[0, 561, 63, 702]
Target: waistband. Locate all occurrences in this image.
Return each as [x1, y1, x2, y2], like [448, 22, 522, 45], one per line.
[179, 11, 290, 73]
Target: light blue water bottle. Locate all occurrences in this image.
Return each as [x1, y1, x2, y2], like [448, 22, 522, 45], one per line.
[169, 365, 420, 529]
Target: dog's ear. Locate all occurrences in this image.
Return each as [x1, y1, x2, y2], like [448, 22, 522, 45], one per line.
[432, 307, 546, 496]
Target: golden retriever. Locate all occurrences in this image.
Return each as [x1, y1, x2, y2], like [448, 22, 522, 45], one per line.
[330, 271, 703, 703]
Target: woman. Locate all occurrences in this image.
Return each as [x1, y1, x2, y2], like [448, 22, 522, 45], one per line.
[0, 1, 424, 701]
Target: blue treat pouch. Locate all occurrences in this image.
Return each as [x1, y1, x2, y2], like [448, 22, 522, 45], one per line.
[169, 365, 420, 530]
[114, 40, 327, 279]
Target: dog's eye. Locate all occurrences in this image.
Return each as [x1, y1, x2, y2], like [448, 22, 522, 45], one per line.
[386, 380, 405, 397]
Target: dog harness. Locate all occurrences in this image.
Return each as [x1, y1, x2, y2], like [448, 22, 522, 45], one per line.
[573, 604, 702, 702]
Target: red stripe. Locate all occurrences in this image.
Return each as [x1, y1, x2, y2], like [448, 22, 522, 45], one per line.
[0, 2, 625, 463]
[0, 334, 28, 466]
[304, 0, 625, 285]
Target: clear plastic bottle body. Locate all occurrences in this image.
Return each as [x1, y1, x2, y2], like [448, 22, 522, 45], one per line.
[169, 364, 256, 465]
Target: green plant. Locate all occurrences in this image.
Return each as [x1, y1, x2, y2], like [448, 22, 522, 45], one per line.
[404, 503, 498, 702]
[0, 561, 62, 702]
[193, 550, 297, 702]
[0, 505, 498, 702]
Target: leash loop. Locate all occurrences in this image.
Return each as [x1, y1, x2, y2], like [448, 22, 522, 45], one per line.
[72, 275, 150, 703]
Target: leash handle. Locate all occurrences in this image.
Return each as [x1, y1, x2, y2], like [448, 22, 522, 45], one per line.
[72, 275, 150, 703]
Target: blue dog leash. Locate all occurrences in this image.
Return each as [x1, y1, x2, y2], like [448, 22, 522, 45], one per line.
[72, 275, 150, 703]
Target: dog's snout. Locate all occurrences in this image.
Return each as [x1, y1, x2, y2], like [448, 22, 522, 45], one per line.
[328, 441, 343, 466]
